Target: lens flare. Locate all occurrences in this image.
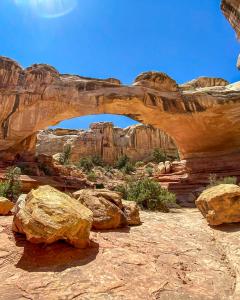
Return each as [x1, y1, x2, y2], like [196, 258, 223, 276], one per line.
[14, 0, 78, 18]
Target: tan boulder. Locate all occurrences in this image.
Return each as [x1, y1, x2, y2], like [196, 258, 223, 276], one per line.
[196, 184, 240, 226]
[122, 200, 141, 226]
[165, 161, 171, 173]
[158, 162, 166, 174]
[0, 197, 14, 215]
[12, 185, 93, 248]
[74, 189, 128, 230]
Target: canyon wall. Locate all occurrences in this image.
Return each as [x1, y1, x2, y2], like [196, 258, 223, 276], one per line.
[36, 122, 177, 164]
[221, 0, 240, 68]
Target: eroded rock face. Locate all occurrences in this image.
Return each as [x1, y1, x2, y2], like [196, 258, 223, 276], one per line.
[0, 56, 240, 162]
[37, 122, 177, 164]
[196, 184, 240, 225]
[73, 189, 130, 229]
[13, 185, 93, 248]
[0, 197, 14, 215]
[221, 0, 240, 68]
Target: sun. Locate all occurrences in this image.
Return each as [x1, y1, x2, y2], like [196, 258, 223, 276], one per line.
[14, 0, 78, 18]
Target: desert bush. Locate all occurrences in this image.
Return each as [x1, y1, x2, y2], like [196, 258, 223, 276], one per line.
[152, 148, 167, 163]
[115, 154, 129, 169]
[114, 184, 128, 199]
[127, 178, 176, 212]
[87, 171, 97, 182]
[0, 166, 21, 201]
[146, 166, 153, 176]
[208, 174, 237, 188]
[116, 178, 176, 212]
[91, 155, 104, 167]
[77, 157, 94, 172]
[59, 144, 72, 165]
[135, 161, 144, 168]
[121, 162, 136, 174]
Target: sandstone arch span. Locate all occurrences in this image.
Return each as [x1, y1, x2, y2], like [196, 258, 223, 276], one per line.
[0, 56, 240, 161]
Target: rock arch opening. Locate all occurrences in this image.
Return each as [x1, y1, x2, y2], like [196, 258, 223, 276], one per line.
[36, 114, 179, 165]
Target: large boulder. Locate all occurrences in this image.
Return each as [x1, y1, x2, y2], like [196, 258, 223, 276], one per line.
[122, 200, 141, 226]
[73, 189, 128, 230]
[0, 197, 14, 215]
[195, 184, 240, 226]
[12, 185, 93, 248]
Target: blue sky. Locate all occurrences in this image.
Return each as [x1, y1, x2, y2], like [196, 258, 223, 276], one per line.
[0, 0, 239, 129]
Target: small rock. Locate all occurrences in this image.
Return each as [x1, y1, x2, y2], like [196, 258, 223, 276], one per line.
[165, 161, 171, 173]
[0, 197, 14, 215]
[122, 200, 141, 226]
[158, 162, 166, 174]
[196, 184, 240, 225]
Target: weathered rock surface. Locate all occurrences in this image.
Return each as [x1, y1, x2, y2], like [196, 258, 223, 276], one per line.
[122, 200, 141, 226]
[221, 0, 240, 68]
[0, 209, 239, 299]
[0, 197, 14, 215]
[13, 185, 93, 248]
[73, 189, 129, 229]
[0, 56, 240, 162]
[37, 122, 177, 164]
[196, 184, 240, 226]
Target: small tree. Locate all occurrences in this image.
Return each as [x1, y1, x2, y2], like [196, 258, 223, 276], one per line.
[152, 148, 167, 163]
[77, 157, 94, 172]
[59, 144, 72, 165]
[91, 155, 104, 167]
[0, 166, 21, 201]
[115, 154, 129, 169]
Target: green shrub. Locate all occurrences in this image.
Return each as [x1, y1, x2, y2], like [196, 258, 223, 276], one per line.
[87, 171, 97, 182]
[77, 157, 94, 172]
[208, 174, 237, 188]
[114, 184, 128, 199]
[135, 161, 144, 168]
[116, 178, 176, 212]
[127, 178, 175, 212]
[59, 144, 72, 165]
[152, 148, 167, 163]
[91, 155, 104, 167]
[122, 162, 136, 174]
[115, 154, 129, 169]
[146, 166, 153, 176]
[0, 166, 21, 201]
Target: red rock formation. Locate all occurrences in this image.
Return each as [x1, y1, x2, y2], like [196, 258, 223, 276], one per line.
[221, 0, 240, 68]
[36, 122, 177, 164]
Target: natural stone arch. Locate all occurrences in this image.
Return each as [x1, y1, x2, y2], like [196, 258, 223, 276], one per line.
[0, 56, 240, 162]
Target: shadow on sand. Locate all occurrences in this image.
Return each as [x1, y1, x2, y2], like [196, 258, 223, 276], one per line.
[210, 222, 240, 233]
[14, 232, 99, 272]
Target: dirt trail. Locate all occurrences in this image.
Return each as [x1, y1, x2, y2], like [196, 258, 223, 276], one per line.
[0, 209, 239, 300]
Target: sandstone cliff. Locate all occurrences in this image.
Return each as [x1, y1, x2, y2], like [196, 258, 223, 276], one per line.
[221, 0, 240, 68]
[36, 122, 177, 164]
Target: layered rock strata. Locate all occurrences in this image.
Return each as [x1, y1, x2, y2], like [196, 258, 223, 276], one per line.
[0, 56, 239, 162]
[221, 0, 240, 68]
[37, 122, 177, 164]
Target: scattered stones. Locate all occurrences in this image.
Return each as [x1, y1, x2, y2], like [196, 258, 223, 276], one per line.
[196, 184, 240, 225]
[0, 197, 14, 215]
[74, 189, 128, 230]
[12, 185, 93, 248]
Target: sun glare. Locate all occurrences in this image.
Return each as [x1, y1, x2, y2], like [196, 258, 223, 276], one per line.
[14, 0, 78, 18]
